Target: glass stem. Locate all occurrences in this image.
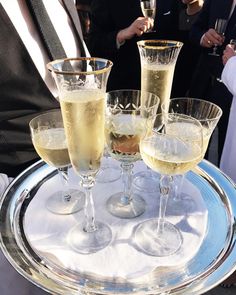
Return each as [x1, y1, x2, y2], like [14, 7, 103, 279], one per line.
[213, 45, 217, 55]
[81, 176, 97, 233]
[121, 162, 133, 206]
[58, 167, 71, 202]
[173, 174, 185, 201]
[158, 175, 172, 234]
[102, 147, 110, 169]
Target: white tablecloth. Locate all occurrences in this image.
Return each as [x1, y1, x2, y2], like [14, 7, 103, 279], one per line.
[0, 160, 208, 294]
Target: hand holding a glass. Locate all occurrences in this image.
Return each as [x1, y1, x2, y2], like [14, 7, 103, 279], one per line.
[222, 42, 236, 65]
[116, 17, 153, 44]
[204, 19, 227, 56]
[140, 0, 156, 32]
[202, 28, 224, 49]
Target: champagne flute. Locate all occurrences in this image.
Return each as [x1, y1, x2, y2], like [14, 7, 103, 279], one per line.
[162, 97, 222, 206]
[29, 109, 85, 215]
[133, 40, 183, 193]
[47, 57, 113, 254]
[134, 113, 203, 256]
[209, 18, 228, 56]
[105, 89, 159, 219]
[140, 0, 156, 32]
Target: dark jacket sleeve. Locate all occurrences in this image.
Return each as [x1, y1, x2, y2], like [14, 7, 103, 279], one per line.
[190, 0, 211, 46]
[87, 0, 119, 58]
[0, 5, 59, 176]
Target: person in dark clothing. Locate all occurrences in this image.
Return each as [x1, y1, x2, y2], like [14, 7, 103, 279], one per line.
[171, 0, 204, 97]
[87, 0, 179, 91]
[188, 0, 236, 163]
[87, 0, 152, 91]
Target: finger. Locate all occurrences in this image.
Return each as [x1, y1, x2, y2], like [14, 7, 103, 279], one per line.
[142, 24, 147, 32]
[203, 35, 213, 47]
[227, 45, 236, 53]
[206, 30, 223, 45]
[146, 21, 151, 30]
[136, 27, 144, 36]
[208, 36, 222, 45]
[222, 56, 228, 65]
[210, 33, 224, 44]
[147, 18, 154, 30]
[138, 24, 146, 32]
[206, 40, 212, 47]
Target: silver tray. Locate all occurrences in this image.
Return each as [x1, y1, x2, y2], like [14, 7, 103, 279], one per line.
[0, 159, 236, 295]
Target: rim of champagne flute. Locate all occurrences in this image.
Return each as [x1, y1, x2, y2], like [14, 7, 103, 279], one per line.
[137, 39, 183, 49]
[47, 57, 113, 75]
[106, 89, 160, 110]
[163, 97, 223, 123]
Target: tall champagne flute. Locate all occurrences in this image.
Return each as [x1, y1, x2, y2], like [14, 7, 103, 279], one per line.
[209, 18, 228, 56]
[140, 0, 156, 32]
[135, 113, 203, 256]
[29, 109, 85, 215]
[47, 58, 113, 254]
[105, 90, 159, 218]
[133, 40, 183, 193]
[162, 97, 222, 205]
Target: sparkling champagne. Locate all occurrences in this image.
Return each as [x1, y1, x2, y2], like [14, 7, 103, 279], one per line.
[140, 135, 201, 175]
[106, 114, 146, 162]
[140, 1, 156, 19]
[141, 5, 156, 18]
[141, 64, 175, 113]
[60, 89, 105, 176]
[33, 128, 70, 168]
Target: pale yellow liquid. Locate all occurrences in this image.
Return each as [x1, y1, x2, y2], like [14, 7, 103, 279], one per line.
[60, 89, 105, 176]
[140, 135, 201, 175]
[33, 128, 70, 168]
[141, 64, 175, 113]
[141, 4, 156, 18]
[106, 114, 146, 162]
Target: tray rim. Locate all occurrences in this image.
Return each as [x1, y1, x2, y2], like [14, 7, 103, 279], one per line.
[0, 159, 236, 295]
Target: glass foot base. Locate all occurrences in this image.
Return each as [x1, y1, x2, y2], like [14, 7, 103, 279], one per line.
[68, 221, 112, 254]
[46, 189, 85, 215]
[133, 171, 160, 193]
[134, 219, 183, 257]
[106, 192, 146, 219]
[208, 52, 219, 56]
[96, 166, 121, 183]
